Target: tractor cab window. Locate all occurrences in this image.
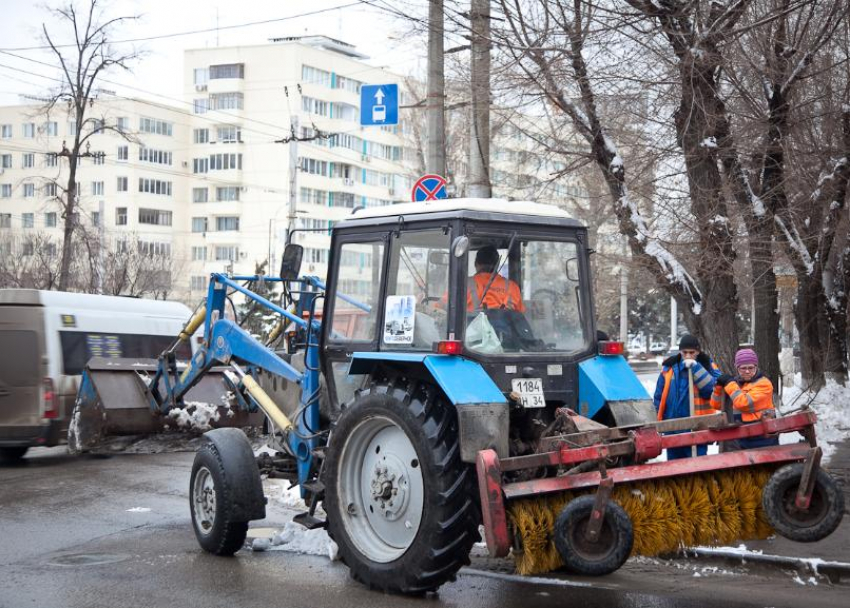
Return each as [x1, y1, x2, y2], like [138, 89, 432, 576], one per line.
[463, 236, 588, 354]
[382, 229, 450, 349]
[328, 241, 385, 342]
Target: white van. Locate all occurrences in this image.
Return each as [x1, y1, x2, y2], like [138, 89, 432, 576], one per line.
[0, 289, 195, 462]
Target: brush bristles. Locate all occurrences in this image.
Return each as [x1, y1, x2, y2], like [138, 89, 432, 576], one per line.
[508, 466, 777, 575]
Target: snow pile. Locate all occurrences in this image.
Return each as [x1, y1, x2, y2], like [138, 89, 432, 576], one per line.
[781, 376, 850, 462]
[167, 401, 224, 431]
[270, 521, 339, 561]
[126, 507, 151, 513]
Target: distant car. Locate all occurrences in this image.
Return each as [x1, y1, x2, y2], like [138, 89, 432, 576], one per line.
[650, 342, 667, 355]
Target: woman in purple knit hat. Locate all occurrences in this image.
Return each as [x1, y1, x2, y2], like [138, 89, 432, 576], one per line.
[715, 348, 778, 449]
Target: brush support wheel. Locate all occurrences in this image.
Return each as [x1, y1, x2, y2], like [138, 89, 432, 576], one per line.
[554, 495, 633, 576]
[762, 462, 844, 543]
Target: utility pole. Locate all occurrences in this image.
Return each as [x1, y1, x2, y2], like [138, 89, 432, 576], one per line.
[469, 0, 491, 198]
[427, 0, 446, 177]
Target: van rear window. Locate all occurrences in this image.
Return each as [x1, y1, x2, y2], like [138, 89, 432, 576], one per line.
[59, 331, 192, 376]
[0, 330, 40, 386]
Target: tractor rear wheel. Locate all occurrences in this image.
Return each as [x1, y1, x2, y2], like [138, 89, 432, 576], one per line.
[762, 463, 844, 543]
[553, 495, 633, 576]
[323, 379, 479, 594]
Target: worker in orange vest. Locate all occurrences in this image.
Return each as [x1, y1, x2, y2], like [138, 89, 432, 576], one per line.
[465, 246, 526, 312]
[653, 334, 721, 459]
[716, 348, 778, 449]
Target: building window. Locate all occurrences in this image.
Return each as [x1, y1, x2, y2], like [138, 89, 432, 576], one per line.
[45, 121, 58, 136]
[217, 125, 241, 143]
[139, 241, 171, 257]
[305, 248, 328, 264]
[92, 153, 105, 165]
[210, 92, 244, 110]
[191, 217, 208, 233]
[193, 68, 209, 85]
[190, 276, 207, 291]
[193, 188, 208, 203]
[23, 153, 35, 168]
[117, 176, 128, 192]
[139, 117, 173, 136]
[301, 65, 330, 86]
[214, 245, 238, 261]
[215, 216, 239, 231]
[22, 212, 34, 228]
[23, 183, 35, 198]
[1, 184, 11, 198]
[45, 212, 57, 227]
[0, 213, 10, 228]
[22, 240, 34, 256]
[91, 211, 100, 227]
[1, 154, 11, 169]
[301, 96, 329, 116]
[300, 157, 328, 176]
[139, 147, 172, 165]
[330, 102, 357, 121]
[209, 63, 244, 79]
[116, 207, 127, 225]
[116, 116, 129, 132]
[209, 153, 242, 171]
[191, 246, 207, 261]
[68, 121, 77, 136]
[138, 208, 173, 226]
[193, 98, 209, 114]
[0, 124, 11, 138]
[193, 128, 209, 144]
[44, 153, 57, 167]
[92, 181, 104, 196]
[193, 158, 209, 174]
[138, 178, 173, 196]
[299, 187, 328, 205]
[43, 182, 57, 197]
[215, 186, 239, 201]
[22, 123, 35, 138]
[90, 119, 105, 133]
[335, 75, 362, 94]
[117, 145, 128, 161]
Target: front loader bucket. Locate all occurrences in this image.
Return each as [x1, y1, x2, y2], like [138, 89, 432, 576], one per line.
[69, 357, 262, 453]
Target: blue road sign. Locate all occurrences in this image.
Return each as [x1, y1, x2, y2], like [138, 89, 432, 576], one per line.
[360, 84, 399, 126]
[412, 174, 447, 202]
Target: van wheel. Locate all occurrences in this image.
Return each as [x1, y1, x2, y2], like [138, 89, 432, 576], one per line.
[0, 447, 28, 463]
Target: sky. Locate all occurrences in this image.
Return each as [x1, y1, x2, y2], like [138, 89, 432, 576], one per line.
[0, 0, 429, 107]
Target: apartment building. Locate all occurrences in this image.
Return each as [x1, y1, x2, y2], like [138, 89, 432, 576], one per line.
[0, 98, 190, 293]
[183, 36, 414, 297]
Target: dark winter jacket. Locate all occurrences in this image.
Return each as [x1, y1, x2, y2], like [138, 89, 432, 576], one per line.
[653, 352, 720, 421]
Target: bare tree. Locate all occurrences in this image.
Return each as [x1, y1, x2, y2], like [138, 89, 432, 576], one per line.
[40, 0, 139, 291]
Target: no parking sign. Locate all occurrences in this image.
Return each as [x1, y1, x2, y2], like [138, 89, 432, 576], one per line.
[411, 174, 447, 202]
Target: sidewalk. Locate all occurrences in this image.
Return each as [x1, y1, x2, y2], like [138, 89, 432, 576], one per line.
[688, 438, 850, 581]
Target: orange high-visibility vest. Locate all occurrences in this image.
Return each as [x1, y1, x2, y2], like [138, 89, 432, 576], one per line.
[724, 375, 774, 422]
[656, 367, 718, 421]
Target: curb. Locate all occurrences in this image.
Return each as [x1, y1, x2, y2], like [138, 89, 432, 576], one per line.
[683, 547, 850, 583]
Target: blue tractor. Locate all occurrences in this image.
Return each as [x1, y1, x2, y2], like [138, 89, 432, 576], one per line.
[72, 200, 662, 591]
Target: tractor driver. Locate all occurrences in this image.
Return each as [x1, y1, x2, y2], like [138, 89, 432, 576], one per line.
[466, 246, 526, 313]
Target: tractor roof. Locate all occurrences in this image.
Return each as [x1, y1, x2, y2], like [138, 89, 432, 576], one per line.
[336, 198, 584, 229]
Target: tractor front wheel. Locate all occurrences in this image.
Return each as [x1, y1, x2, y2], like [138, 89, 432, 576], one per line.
[323, 379, 479, 594]
[554, 495, 633, 576]
[762, 462, 844, 543]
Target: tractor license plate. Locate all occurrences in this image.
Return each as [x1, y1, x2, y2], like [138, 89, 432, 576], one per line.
[511, 378, 545, 408]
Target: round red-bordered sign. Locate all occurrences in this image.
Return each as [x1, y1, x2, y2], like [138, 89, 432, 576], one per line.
[411, 174, 447, 202]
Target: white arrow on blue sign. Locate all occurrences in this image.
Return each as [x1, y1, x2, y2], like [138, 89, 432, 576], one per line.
[360, 84, 399, 126]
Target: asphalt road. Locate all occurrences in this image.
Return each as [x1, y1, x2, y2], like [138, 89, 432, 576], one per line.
[0, 445, 845, 608]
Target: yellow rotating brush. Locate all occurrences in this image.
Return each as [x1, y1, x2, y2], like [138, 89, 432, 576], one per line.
[509, 466, 777, 575]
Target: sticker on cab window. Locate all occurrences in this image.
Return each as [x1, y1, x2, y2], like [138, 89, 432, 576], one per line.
[384, 295, 415, 344]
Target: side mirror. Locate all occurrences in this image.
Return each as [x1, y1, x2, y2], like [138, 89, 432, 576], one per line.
[428, 250, 450, 266]
[565, 257, 579, 282]
[280, 244, 303, 280]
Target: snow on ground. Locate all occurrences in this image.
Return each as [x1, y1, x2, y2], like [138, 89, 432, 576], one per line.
[260, 477, 339, 561]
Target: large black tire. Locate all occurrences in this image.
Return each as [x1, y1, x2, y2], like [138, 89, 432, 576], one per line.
[0, 447, 28, 464]
[190, 440, 250, 555]
[554, 495, 634, 576]
[323, 378, 480, 594]
[762, 463, 845, 543]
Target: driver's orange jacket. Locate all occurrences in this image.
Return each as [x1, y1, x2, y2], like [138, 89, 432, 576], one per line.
[466, 272, 525, 313]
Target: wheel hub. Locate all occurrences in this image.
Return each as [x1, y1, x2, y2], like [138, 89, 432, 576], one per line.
[193, 467, 216, 534]
[370, 457, 410, 520]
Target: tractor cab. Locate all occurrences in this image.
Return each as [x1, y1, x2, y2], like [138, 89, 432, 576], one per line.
[319, 199, 610, 419]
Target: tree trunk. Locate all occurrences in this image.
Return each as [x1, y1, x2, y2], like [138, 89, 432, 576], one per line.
[795, 274, 824, 390]
[751, 244, 781, 386]
[57, 165, 78, 291]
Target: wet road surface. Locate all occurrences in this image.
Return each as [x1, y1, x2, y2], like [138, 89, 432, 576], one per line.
[0, 446, 844, 608]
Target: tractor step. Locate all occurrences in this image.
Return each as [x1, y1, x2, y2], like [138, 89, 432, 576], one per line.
[302, 479, 325, 495]
[293, 512, 327, 530]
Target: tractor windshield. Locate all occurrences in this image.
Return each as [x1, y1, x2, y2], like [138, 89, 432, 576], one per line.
[463, 237, 589, 354]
